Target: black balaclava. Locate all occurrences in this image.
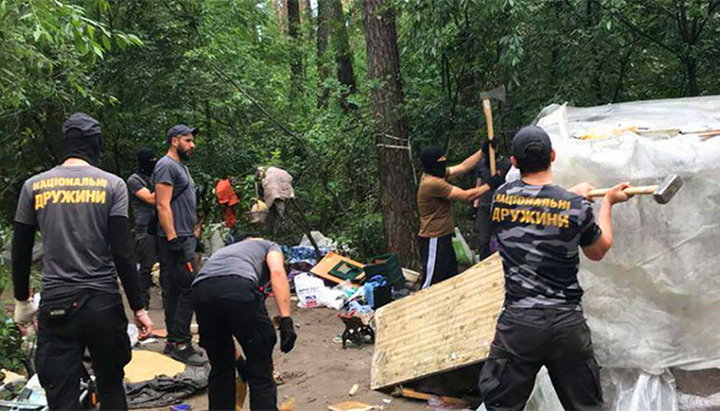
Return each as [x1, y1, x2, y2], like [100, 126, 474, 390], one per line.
[420, 145, 447, 177]
[137, 147, 157, 176]
[62, 112, 102, 165]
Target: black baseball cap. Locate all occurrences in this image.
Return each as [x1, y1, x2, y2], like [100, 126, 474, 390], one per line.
[511, 125, 552, 159]
[167, 124, 198, 143]
[62, 112, 101, 139]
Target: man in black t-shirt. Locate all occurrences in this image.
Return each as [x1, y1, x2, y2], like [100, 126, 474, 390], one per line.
[478, 125, 630, 410]
[127, 147, 157, 309]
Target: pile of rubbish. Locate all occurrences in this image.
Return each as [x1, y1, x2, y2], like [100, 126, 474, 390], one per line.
[281, 231, 418, 349]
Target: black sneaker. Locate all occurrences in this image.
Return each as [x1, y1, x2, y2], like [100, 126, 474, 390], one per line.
[171, 344, 207, 366]
[163, 342, 174, 355]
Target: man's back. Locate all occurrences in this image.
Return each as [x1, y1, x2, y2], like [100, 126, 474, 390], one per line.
[15, 164, 128, 298]
[194, 239, 281, 287]
[492, 179, 601, 310]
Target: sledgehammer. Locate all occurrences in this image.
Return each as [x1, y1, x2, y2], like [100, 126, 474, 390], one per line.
[587, 175, 683, 204]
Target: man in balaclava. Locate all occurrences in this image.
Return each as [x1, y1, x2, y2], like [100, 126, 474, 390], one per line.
[12, 112, 153, 409]
[127, 147, 158, 309]
[417, 141, 505, 289]
[152, 124, 207, 366]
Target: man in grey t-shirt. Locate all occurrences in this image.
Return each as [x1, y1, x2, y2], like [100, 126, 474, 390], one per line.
[152, 123, 205, 366]
[191, 236, 297, 410]
[127, 147, 158, 309]
[12, 112, 153, 410]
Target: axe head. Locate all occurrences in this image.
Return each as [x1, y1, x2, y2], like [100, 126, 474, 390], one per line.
[480, 85, 506, 104]
[653, 174, 683, 204]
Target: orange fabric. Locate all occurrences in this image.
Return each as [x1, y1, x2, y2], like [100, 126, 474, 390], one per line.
[216, 179, 240, 206]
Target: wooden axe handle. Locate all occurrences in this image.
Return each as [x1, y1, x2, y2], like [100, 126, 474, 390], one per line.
[482, 99, 496, 175]
[588, 185, 657, 197]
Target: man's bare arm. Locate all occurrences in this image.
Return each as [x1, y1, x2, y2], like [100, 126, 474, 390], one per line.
[267, 251, 291, 317]
[155, 183, 176, 239]
[447, 149, 483, 177]
[134, 188, 156, 205]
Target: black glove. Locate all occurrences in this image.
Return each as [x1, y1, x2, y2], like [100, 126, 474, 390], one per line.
[278, 317, 297, 353]
[467, 207, 478, 221]
[487, 174, 505, 190]
[195, 236, 205, 253]
[481, 139, 497, 157]
[167, 237, 185, 258]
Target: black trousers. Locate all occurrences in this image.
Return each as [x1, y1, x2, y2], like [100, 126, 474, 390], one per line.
[192, 276, 278, 411]
[474, 204, 493, 261]
[158, 235, 196, 344]
[419, 234, 458, 289]
[36, 291, 131, 410]
[479, 307, 603, 411]
[135, 232, 157, 310]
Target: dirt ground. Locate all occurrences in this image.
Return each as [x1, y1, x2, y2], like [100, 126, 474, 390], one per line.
[137, 286, 420, 411]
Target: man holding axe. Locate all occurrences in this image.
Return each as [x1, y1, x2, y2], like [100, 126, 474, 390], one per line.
[480, 125, 633, 410]
[417, 142, 504, 290]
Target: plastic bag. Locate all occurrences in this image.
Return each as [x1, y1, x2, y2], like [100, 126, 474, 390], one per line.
[601, 368, 678, 411]
[293, 273, 346, 310]
[452, 227, 474, 266]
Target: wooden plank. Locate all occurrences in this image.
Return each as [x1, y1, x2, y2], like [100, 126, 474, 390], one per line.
[394, 388, 467, 406]
[370, 253, 505, 390]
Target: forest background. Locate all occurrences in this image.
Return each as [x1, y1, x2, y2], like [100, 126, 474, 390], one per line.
[0, 0, 718, 272]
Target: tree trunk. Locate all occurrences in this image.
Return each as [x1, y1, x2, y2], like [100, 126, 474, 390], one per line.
[362, 0, 420, 269]
[330, 0, 357, 111]
[287, 0, 302, 97]
[316, 0, 331, 108]
[687, 57, 699, 96]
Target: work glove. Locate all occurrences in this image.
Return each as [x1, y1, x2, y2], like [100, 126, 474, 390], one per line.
[278, 317, 297, 353]
[481, 139, 497, 157]
[167, 237, 186, 260]
[14, 299, 35, 326]
[467, 207, 478, 221]
[487, 174, 505, 190]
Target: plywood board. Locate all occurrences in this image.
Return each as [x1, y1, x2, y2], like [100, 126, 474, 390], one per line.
[370, 253, 505, 390]
[310, 252, 365, 283]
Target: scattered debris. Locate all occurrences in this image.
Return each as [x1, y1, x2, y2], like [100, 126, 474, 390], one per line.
[328, 400, 376, 411]
[348, 384, 359, 396]
[392, 387, 467, 408]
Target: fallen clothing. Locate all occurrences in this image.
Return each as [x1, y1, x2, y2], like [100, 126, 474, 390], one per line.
[125, 363, 209, 409]
[479, 307, 602, 410]
[419, 234, 458, 289]
[193, 276, 278, 410]
[36, 291, 131, 410]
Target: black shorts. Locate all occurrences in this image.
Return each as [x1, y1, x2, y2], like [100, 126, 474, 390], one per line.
[418, 234, 458, 289]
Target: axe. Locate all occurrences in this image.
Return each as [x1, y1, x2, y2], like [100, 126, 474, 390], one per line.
[480, 85, 506, 174]
[587, 175, 683, 204]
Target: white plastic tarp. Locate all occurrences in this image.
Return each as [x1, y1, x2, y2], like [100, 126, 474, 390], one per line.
[528, 96, 720, 408]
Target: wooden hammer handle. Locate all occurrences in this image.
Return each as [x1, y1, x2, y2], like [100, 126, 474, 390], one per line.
[588, 185, 657, 198]
[482, 99, 497, 175]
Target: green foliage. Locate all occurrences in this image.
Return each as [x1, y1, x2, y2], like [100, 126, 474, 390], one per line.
[0, 0, 717, 260]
